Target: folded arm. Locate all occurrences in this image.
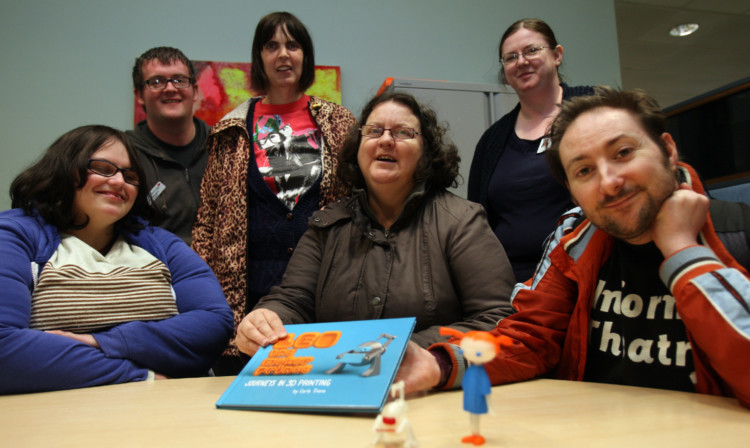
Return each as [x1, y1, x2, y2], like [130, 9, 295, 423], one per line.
[94, 229, 233, 378]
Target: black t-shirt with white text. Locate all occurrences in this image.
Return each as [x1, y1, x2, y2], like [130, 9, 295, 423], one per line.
[584, 240, 696, 392]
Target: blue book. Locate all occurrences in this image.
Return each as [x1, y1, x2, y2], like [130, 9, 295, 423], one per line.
[216, 317, 416, 413]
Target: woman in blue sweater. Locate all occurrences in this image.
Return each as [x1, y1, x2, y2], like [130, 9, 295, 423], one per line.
[0, 125, 233, 394]
[468, 19, 593, 282]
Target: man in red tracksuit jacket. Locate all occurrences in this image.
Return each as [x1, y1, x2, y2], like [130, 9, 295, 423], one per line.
[395, 87, 750, 408]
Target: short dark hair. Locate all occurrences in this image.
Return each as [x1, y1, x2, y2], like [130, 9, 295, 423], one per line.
[337, 92, 460, 191]
[546, 86, 670, 185]
[250, 11, 315, 94]
[132, 46, 196, 91]
[499, 18, 561, 84]
[10, 125, 156, 233]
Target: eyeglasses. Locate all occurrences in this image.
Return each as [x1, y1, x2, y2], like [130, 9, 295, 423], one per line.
[88, 159, 140, 186]
[360, 125, 421, 140]
[142, 76, 193, 90]
[500, 46, 551, 66]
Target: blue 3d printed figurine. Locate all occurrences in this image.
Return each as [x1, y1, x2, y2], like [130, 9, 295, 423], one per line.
[440, 327, 512, 446]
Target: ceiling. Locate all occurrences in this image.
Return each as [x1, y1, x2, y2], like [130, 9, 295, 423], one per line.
[615, 0, 750, 109]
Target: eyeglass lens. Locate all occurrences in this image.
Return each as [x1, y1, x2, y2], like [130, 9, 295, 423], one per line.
[89, 159, 140, 185]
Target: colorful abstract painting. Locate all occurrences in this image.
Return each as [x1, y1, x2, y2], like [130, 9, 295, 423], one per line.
[134, 62, 342, 126]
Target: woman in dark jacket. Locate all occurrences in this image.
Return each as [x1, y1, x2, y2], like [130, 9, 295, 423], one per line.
[235, 92, 516, 361]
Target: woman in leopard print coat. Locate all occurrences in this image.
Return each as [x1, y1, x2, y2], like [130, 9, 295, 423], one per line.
[192, 12, 355, 374]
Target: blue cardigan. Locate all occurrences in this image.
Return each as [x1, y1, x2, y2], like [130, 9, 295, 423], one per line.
[0, 209, 233, 394]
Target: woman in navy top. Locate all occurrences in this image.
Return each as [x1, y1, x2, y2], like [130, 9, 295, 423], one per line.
[468, 18, 592, 282]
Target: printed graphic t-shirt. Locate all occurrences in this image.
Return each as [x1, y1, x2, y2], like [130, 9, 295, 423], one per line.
[584, 240, 696, 392]
[251, 95, 323, 210]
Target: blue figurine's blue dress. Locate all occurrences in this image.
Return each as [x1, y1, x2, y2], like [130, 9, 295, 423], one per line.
[462, 364, 491, 414]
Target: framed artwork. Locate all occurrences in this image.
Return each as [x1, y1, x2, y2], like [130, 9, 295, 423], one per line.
[134, 62, 342, 126]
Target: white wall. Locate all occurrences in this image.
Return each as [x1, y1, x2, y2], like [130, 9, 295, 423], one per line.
[0, 0, 620, 211]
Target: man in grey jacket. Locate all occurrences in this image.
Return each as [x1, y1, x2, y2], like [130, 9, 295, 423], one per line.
[127, 46, 209, 244]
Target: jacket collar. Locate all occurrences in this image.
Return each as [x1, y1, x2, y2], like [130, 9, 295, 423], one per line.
[307, 184, 431, 237]
[351, 183, 429, 230]
[130, 117, 207, 164]
[211, 95, 327, 133]
[209, 98, 258, 135]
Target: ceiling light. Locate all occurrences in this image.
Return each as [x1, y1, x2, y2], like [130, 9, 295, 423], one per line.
[669, 23, 699, 37]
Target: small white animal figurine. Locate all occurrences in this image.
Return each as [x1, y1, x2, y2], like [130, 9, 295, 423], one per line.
[371, 381, 418, 447]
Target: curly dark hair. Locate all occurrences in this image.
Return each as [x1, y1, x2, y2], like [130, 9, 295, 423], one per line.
[250, 11, 315, 94]
[337, 91, 460, 191]
[10, 125, 156, 233]
[546, 86, 670, 185]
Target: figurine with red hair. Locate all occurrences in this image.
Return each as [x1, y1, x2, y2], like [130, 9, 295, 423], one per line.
[440, 327, 512, 446]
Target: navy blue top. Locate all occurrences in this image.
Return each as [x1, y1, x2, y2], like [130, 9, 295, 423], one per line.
[487, 132, 573, 281]
[468, 84, 594, 282]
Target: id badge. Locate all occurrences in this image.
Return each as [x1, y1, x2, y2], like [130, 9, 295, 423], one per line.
[537, 137, 551, 154]
[148, 181, 166, 205]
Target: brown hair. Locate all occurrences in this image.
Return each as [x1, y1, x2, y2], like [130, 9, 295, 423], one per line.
[498, 18, 561, 84]
[546, 86, 670, 185]
[250, 11, 315, 94]
[11, 125, 156, 232]
[337, 92, 460, 191]
[132, 46, 196, 92]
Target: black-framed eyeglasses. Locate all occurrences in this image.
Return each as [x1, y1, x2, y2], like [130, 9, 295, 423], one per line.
[142, 75, 194, 90]
[88, 159, 140, 186]
[500, 46, 551, 66]
[360, 125, 421, 140]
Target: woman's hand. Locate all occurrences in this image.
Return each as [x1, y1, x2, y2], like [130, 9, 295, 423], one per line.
[46, 330, 100, 349]
[394, 341, 442, 395]
[235, 309, 288, 356]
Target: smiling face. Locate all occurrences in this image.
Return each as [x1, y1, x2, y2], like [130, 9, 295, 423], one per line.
[72, 139, 138, 233]
[501, 27, 562, 93]
[135, 59, 198, 125]
[357, 101, 424, 198]
[261, 25, 304, 94]
[560, 107, 679, 245]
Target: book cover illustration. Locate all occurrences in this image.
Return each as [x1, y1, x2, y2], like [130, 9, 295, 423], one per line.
[216, 317, 416, 413]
